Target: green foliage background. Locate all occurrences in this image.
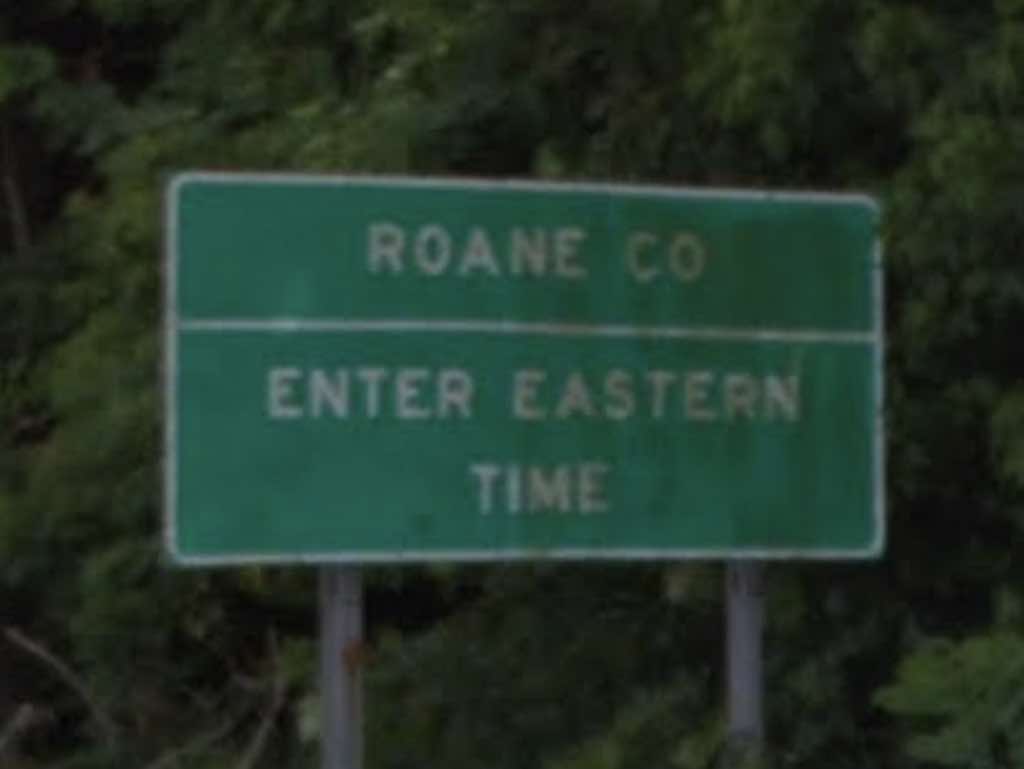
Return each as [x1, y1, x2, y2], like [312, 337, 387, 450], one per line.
[2, 0, 1024, 767]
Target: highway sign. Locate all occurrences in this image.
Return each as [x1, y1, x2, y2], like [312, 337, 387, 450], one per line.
[165, 173, 883, 563]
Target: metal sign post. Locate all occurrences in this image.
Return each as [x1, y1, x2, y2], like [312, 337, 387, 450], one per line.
[320, 566, 363, 769]
[726, 560, 764, 763]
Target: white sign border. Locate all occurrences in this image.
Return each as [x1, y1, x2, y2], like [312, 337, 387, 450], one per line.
[163, 171, 885, 566]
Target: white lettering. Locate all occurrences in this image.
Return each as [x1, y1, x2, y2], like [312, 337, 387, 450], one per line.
[554, 228, 587, 279]
[356, 367, 390, 418]
[437, 369, 474, 419]
[626, 231, 659, 283]
[579, 462, 610, 514]
[470, 463, 501, 515]
[459, 228, 501, 276]
[765, 375, 800, 421]
[684, 371, 717, 421]
[646, 370, 677, 420]
[309, 369, 349, 418]
[395, 368, 430, 419]
[668, 232, 706, 282]
[509, 228, 547, 276]
[604, 370, 635, 420]
[367, 221, 405, 273]
[469, 462, 613, 515]
[366, 224, 595, 280]
[513, 369, 547, 420]
[268, 367, 303, 419]
[507, 464, 522, 514]
[414, 224, 451, 275]
[723, 374, 758, 421]
[554, 372, 596, 419]
[528, 465, 572, 513]
[266, 366, 476, 420]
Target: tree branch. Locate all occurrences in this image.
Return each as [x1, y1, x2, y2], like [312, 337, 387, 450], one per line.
[4, 627, 119, 750]
[141, 709, 246, 769]
[0, 703, 38, 758]
[235, 631, 288, 769]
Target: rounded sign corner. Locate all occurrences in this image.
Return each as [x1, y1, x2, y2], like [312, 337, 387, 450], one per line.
[850, 193, 881, 217]
[166, 171, 201, 199]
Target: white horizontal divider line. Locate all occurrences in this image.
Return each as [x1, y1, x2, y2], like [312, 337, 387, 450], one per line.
[177, 317, 876, 345]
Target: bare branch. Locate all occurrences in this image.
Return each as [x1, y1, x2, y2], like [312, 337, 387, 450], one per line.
[4, 627, 119, 750]
[235, 631, 288, 769]
[0, 703, 38, 758]
[141, 710, 246, 769]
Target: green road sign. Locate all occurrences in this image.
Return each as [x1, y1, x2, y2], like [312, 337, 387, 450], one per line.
[165, 173, 883, 564]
